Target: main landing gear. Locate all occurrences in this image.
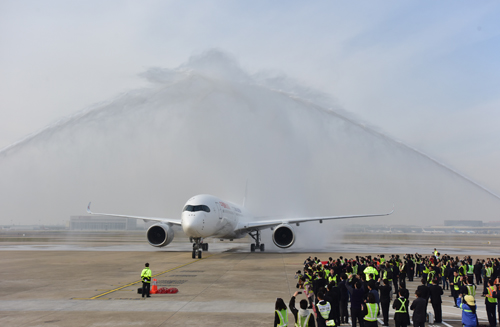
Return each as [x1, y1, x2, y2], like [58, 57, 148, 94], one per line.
[249, 230, 265, 252]
[191, 238, 208, 259]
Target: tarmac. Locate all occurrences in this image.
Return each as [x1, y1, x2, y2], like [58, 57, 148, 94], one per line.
[0, 231, 498, 327]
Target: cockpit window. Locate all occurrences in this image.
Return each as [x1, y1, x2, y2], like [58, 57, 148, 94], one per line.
[183, 205, 211, 213]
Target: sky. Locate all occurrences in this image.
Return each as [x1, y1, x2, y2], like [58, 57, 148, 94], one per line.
[1, 1, 500, 225]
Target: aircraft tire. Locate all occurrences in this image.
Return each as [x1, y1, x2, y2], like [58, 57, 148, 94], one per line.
[260, 244, 265, 252]
[192, 250, 196, 259]
[250, 244, 255, 252]
[197, 251, 202, 259]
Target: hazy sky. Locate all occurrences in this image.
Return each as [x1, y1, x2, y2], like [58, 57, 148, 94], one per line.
[1, 0, 500, 197]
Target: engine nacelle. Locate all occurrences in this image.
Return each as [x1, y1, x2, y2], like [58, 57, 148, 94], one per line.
[147, 223, 174, 247]
[272, 224, 295, 248]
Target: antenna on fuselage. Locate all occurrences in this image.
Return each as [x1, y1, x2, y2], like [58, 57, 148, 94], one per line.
[242, 179, 248, 208]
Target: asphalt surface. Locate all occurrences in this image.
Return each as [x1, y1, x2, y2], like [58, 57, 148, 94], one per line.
[0, 232, 497, 327]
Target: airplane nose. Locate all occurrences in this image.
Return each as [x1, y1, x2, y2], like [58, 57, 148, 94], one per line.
[182, 214, 203, 237]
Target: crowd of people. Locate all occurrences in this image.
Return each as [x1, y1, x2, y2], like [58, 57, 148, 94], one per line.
[274, 249, 500, 327]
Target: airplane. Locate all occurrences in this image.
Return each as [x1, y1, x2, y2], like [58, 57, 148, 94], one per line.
[87, 194, 394, 258]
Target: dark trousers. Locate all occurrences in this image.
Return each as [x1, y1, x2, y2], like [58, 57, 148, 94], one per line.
[395, 315, 408, 327]
[409, 269, 414, 281]
[486, 301, 497, 327]
[441, 276, 449, 290]
[142, 282, 150, 297]
[452, 288, 458, 306]
[340, 299, 349, 323]
[332, 302, 340, 326]
[351, 308, 364, 327]
[381, 299, 390, 326]
[308, 296, 314, 309]
[484, 277, 490, 294]
[393, 278, 399, 296]
[431, 302, 442, 323]
[364, 320, 377, 327]
[400, 274, 407, 289]
[413, 321, 425, 327]
[476, 273, 482, 285]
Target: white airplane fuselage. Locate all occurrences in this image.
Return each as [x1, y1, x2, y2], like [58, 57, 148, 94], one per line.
[181, 194, 249, 239]
[87, 192, 393, 257]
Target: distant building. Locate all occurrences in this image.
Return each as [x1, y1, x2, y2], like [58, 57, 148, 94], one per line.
[444, 220, 483, 227]
[70, 216, 136, 230]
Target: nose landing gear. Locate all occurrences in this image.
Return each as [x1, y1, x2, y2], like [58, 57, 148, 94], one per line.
[249, 230, 265, 252]
[191, 238, 206, 259]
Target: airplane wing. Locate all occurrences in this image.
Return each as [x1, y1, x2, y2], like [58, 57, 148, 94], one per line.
[235, 207, 394, 233]
[86, 202, 182, 226]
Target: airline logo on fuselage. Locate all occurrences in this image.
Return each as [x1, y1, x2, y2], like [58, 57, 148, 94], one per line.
[219, 202, 230, 209]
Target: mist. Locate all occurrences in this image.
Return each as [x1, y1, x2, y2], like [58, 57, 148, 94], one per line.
[1, 49, 499, 237]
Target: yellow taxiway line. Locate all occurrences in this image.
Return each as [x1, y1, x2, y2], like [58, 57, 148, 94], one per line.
[73, 255, 212, 300]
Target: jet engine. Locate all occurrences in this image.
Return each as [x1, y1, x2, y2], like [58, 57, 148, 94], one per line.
[147, 223, 175, 247]
[272, 224, 295, 248]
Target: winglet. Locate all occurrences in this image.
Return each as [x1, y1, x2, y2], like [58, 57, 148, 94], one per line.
[87, 202, 93, 214]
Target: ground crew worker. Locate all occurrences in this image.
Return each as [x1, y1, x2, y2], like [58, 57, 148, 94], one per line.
[484, 279, 497, 327]
[141, 262, 152, 298]
[416, 256, 422, 278]
[275, 297, 289, 327]
[289, 291, 316, 327]
[393, 289, 409, 327]
[326, 282, 341, 327]
[426, 266, 436, 285]
[380, 263, 393, 286]
[428, 278, 443, 323]
[474, 259, 483, 285]
[466, 259, 474, 281]
[457, 294, 477, 327]
[302, 276, 315, 309]
[339, 274, 350, 325]
[392, 261, 400, 296]
[399, 261, 407, 289]
[485, 263, 493, 294]
[408, 256, 415, 282]
[410, 290, 427, 327]
[440, 262, 449, 290]
[459, 261, 467, 277]
[316, 291, 335, 327]
[422, 264, 429, 284]
[362, 293, 378, 327]
[378, 279, 392, 326]
[346, 279, 365, 327]
[461, 276, 476, 298]
[296, 270, 304, 289]
[363, 264, 378, 281]
[450, 271, 461, 307]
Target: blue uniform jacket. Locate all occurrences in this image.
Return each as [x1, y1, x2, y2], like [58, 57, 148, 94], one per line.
[457, 297, 477, 327]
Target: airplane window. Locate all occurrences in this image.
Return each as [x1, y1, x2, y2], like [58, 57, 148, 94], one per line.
[183, 205, 210, 213]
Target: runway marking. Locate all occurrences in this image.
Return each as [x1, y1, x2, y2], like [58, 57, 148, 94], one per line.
[75, 255, 213, 300]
